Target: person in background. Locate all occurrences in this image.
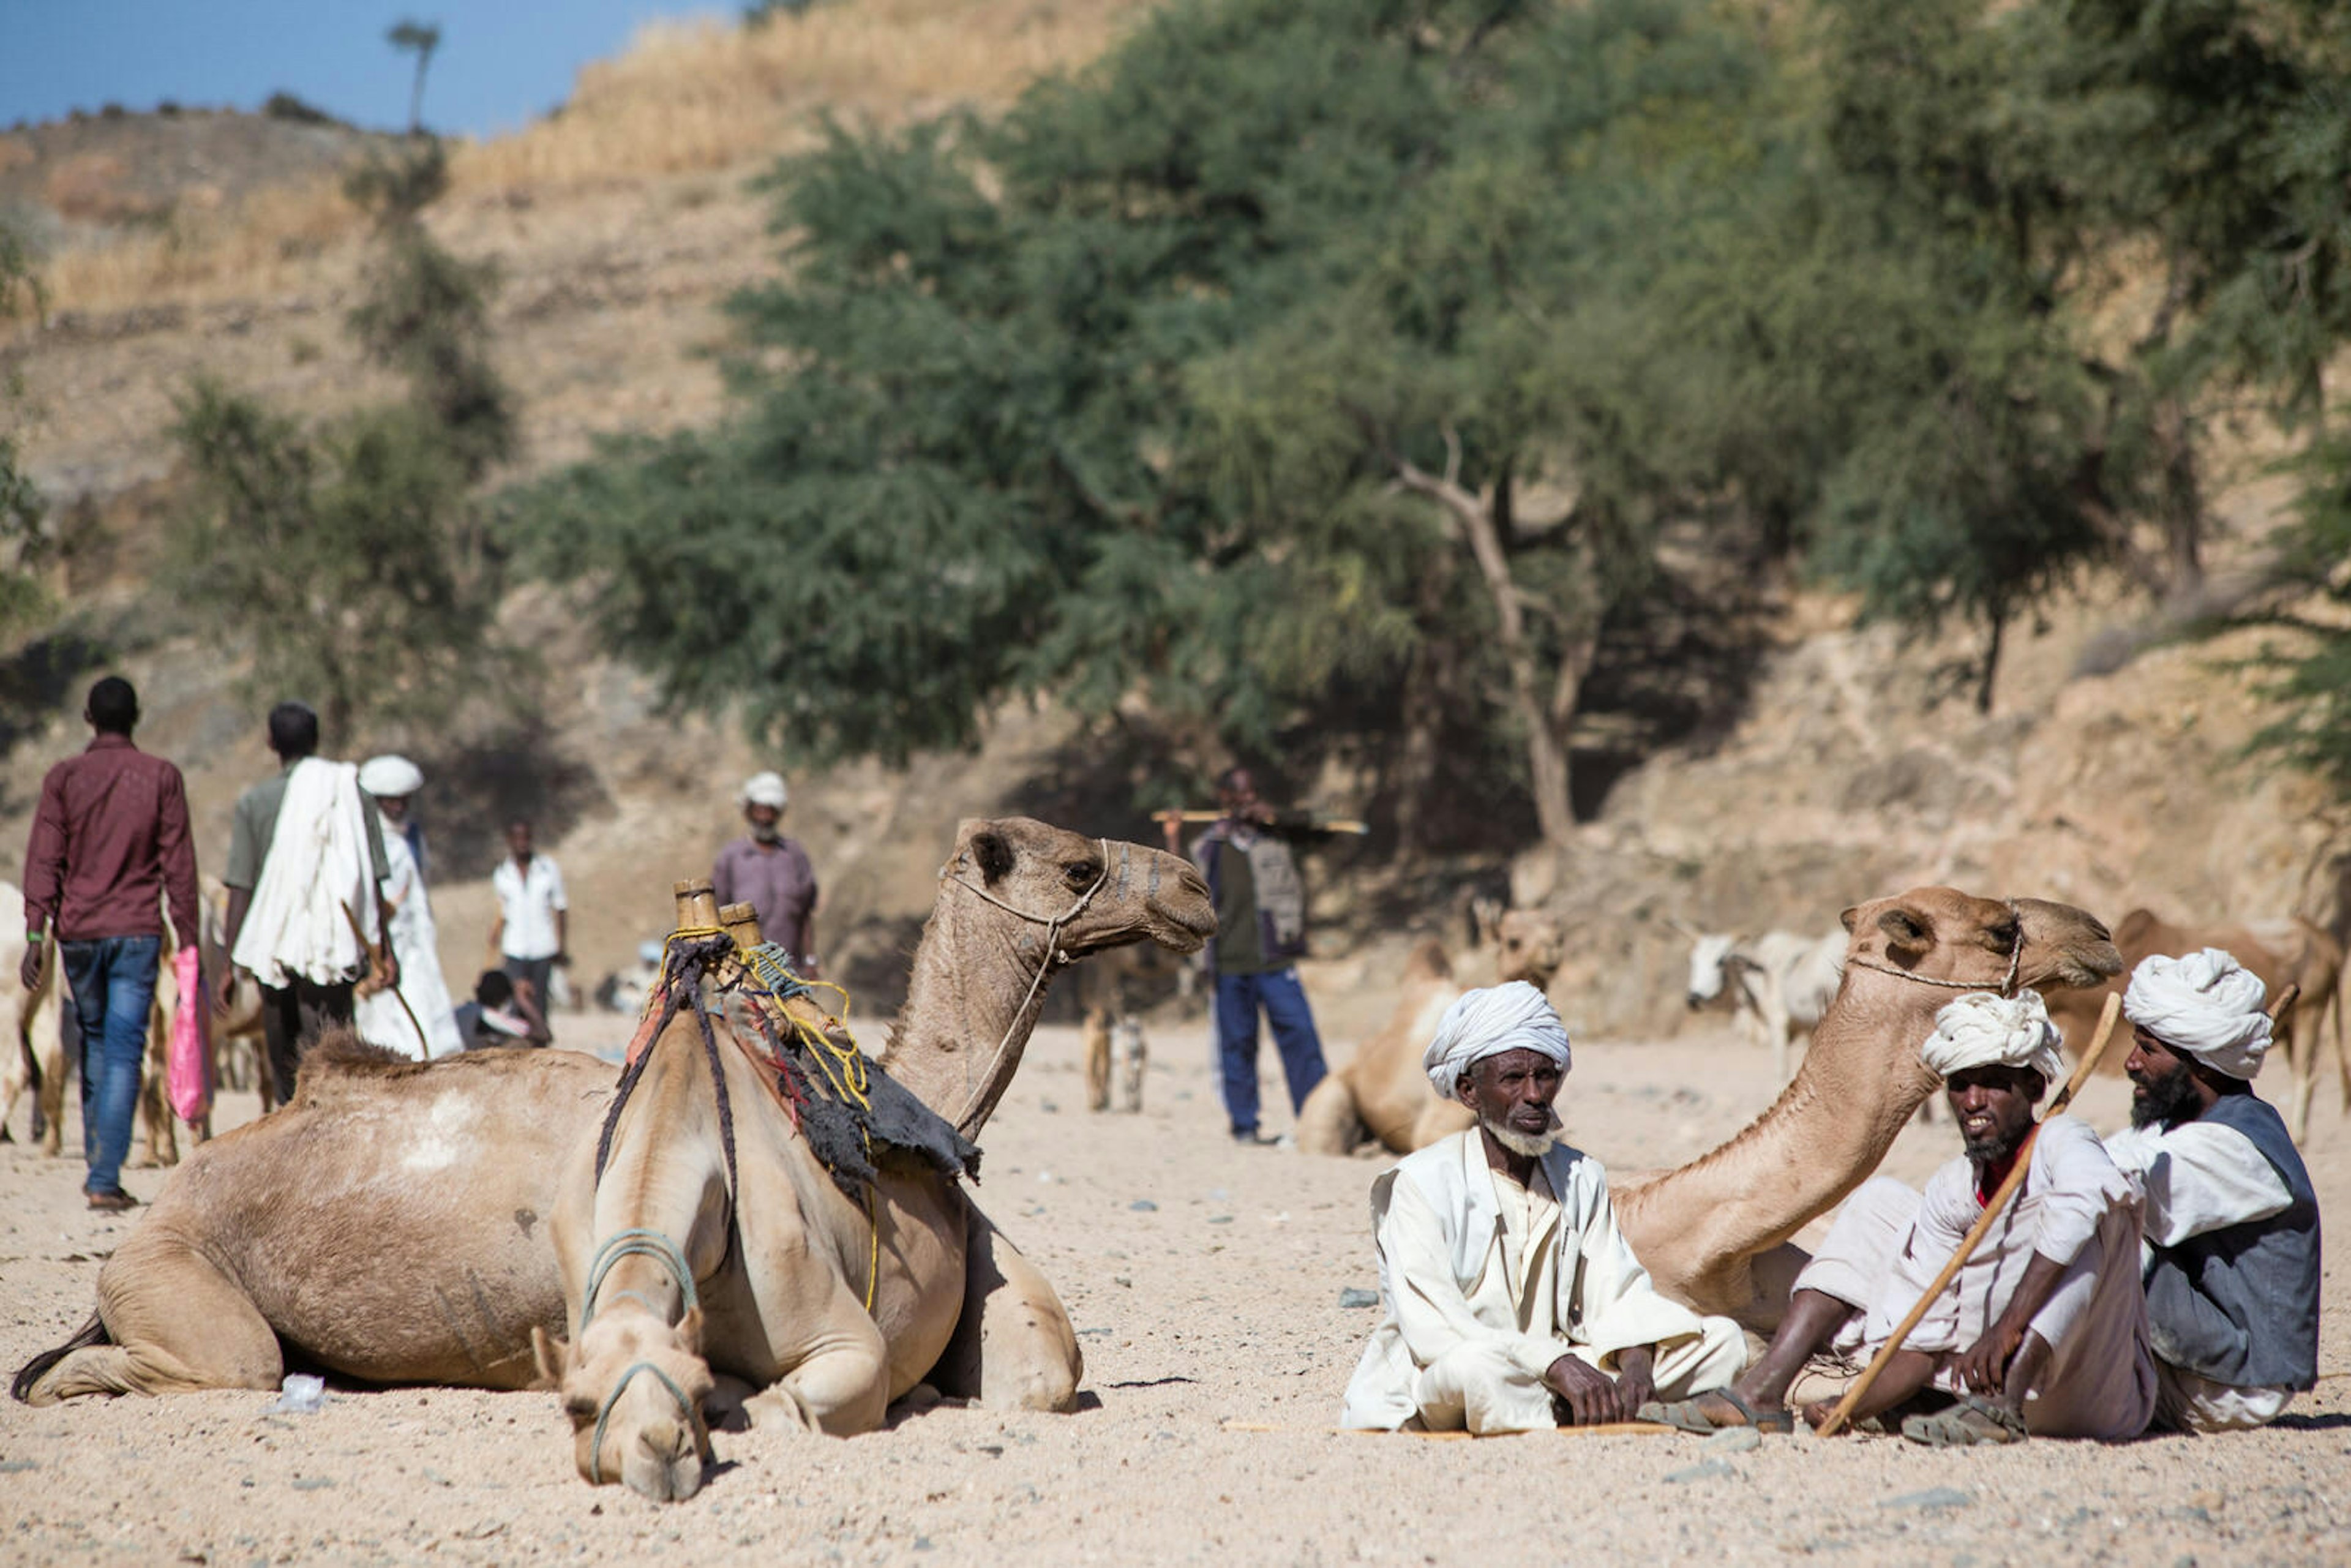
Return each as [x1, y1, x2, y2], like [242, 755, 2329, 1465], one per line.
[1164, 767, 1332, 1146]
[220, 700, 397, 1106]
[21, 675, 200, 1210]
[712, 770, 820, 973]
[353, 756, 461, 1059]
[452, 967, 538, 1051]
[487, 819, 566, 1044]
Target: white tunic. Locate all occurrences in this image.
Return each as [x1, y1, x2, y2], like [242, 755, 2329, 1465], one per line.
[1796, 1115, 2156, 1439]
[1341, 1131, 1744, 1433]
[353, 819, 462, 1060]
[2104, 1119, 2297, 1430]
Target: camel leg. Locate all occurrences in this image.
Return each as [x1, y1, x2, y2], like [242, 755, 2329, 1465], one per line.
[135, 1005, 176, 1169]
[1293, 1074, 1362, 1157]
[1082, 1008, 1111, 1112]
[928, 1202, 1081, 1414]
[741, 1310, 892, 1436]
[1117, 1016, 1146, 1113]
[20, 1233, 282, 1402]
[35, 998, 66, 1157]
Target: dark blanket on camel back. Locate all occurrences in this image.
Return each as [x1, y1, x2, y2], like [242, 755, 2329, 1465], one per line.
[721, 988, 981, 1197]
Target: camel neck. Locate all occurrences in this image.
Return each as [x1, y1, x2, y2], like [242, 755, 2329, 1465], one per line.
[883, 883, 1056, 1139]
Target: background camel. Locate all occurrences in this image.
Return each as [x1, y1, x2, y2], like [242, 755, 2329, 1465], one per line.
[1294, 908, 1565, 1157]
[1679, 925, 1845, 1084]
[14, 818, 1212, 1408]
[1611, 889, 2120, 1330]
[2043, 907, 2343, 1141]
[1077, 935, 1195, 1114]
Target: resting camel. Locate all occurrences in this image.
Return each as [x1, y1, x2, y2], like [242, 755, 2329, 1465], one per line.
[2044, 907, 2344, 1141]
[1294, 908, 1566, 1156]
[1611, 888, 2120, 1331]
[13, 819, 1215, 1422]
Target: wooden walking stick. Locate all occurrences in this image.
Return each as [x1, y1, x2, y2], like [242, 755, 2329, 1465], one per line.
[1815, 991, 2123, 1437]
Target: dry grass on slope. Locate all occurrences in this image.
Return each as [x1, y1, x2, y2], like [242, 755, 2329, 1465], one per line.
[32, 0, 1155, 317]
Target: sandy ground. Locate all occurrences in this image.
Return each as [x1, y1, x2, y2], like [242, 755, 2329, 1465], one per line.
[2, 1010, 2347, 1567]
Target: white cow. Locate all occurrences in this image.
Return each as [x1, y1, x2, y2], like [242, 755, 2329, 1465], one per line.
[1682, 927, 1846, 1085]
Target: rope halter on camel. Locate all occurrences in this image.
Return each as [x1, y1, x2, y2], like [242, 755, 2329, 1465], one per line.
[577, 1228, 705, 1487]
[939, 838, 1115, 1114]
[1841, 901, 2026, 997]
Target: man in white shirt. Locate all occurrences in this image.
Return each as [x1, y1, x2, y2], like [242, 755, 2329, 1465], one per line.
[1647, 992, 2153, 1446]
[1341, 982, 1745, 1433]
[2103, 949, 2320, 1432]
[487, 819, 566, 1044]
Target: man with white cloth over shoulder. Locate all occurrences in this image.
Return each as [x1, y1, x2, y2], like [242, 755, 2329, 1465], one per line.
[1341, 982, 1745, 1433]
[2104, 949, 2320, 1431]
[220, 702, 397, 1101]
[1648, 991, 2153, 1445]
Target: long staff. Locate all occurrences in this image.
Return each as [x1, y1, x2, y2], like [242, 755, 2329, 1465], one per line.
[1160, 809, 1370, 834]
[1815, 991, 2123, 1436]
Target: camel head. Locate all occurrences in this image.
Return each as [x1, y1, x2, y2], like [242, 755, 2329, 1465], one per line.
[533, 1310, 715, 1504]
[1494, 909, 1565, 989]
[943, 817, 1215, 960]
[1839, 890, 2118, 996]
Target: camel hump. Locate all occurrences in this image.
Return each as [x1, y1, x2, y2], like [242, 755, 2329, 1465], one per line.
[290, 1029, 424, 1101]
[1402, 939, 1453, 983]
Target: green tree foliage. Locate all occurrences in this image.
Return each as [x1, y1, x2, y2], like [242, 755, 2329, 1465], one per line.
[166, 142, 514, 748]
[0, 224, 49, 632]
[2241, 438, 2351, 791]
[511, 0, 2351, 831]
[387, 20, 443, 137]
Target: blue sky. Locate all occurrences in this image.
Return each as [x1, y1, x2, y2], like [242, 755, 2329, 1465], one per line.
[1, 2, 737, 139]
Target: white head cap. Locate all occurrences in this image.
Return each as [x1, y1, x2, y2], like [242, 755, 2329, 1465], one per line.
[1422, 981, 1571, 1101]
[1919, 991, 2066, 1086]
[2124, 948, 2271, 1081]
[358, 754, 424, 799]
[740, 771, 790, 811]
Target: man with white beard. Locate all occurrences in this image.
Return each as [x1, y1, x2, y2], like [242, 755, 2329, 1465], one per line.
[1340, 982, 1746, 1433]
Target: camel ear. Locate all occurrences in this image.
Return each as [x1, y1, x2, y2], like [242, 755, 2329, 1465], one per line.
[675, 1305, 704, 1359]
[530, 1326, 569, 1389]
[1876, 907, 1932, 958]
[1839, 906, 1860, 934]
[970, 830, 1016, 885]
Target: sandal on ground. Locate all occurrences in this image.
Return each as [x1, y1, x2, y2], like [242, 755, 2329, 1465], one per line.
[1636, 1387, 1795, 1435]
[1900, 1394, 2026, 1447]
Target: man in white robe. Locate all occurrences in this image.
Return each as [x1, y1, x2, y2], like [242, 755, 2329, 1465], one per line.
[1646, 991, 2154, 1444]
[2103, 950, 2320, 1432]
[352, 756, 462, 1059]
[1341, 983, 1745, 1433]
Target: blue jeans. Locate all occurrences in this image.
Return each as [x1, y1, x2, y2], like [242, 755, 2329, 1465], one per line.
[59, 934, 161, 1198]
[1213, 967, 1328, 1136]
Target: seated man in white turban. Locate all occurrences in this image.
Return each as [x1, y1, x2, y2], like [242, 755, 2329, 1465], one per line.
[1340, 982, 1746, 1434]
[1647, 992, 2153, 1446]
[2104, 949, 2319, 1432]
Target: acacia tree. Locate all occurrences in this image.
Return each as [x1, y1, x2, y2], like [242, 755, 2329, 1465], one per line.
[387, 20, 442, 136]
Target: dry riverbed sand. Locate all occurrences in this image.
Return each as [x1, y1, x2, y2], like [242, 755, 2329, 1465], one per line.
[3, 1017, 2346, 1566]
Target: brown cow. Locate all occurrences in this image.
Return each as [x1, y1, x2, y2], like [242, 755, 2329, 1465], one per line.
[2044, 908, 2344, 1141]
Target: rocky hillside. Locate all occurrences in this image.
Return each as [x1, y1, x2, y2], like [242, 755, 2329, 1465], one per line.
[2, 14, 2344, 1070]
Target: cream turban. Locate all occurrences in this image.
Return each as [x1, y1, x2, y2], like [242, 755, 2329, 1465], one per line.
[1919, 991, 2065, 1086]
[1423, 981, 1570, 1101]
[741, 771, 790, 809]
[357, 754, 423, 798]
[2123, 948, 2271, 1081]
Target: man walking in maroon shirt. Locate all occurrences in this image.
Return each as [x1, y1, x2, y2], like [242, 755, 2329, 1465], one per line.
[21, 677, 200, 1210]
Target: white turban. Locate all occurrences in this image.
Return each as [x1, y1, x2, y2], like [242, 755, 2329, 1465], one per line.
[740, 771, 790, 810]
[357, 754, 423, 798]
[2124, 948, 2271, 1081]
[1423, 981, 1571, 1101]
[1919, 991, 2065, 1086]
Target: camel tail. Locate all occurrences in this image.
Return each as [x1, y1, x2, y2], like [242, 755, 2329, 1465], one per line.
[12, 1311, 107, 1403]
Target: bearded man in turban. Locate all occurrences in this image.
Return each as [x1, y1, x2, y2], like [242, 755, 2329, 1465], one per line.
[1340, 982, 1746, 1433]
[2102, 949, 2320, 1432]
[1647, 991, 2154, 1446]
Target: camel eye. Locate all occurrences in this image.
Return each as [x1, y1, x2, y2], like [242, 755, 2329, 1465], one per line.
[1990, 919, 2020, 953]
[1063, 860, 1101, 890]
